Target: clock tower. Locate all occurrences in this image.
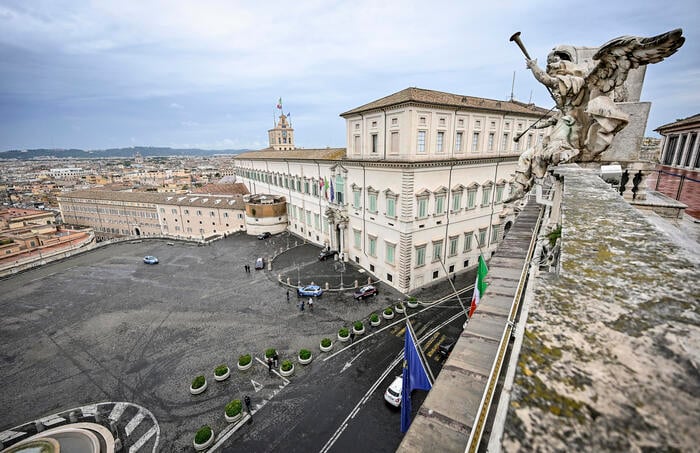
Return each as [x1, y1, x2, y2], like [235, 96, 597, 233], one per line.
[268, 113, 295, 151]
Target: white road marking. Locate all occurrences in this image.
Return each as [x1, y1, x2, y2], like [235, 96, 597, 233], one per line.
[109, 402, 127, 422]
[80, 404, 97, 416]
[251, 379, 264, 392]
[129, 425, 157, 452]
[340, 349, 366, 374]
[0, 430, 26, 443]
[254, 356, 290, 384]
[124, 411, 145, 436]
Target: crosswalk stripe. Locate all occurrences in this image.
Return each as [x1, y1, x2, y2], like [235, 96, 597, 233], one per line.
[109, 402, 127, 422]
[415, 322, 432, 337]
[128, 425, 157, 452]
[426, 334, 445, 358]
[125, 411, 145, 437]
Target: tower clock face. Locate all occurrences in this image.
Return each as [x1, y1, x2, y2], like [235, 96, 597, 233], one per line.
[282, 131, 287, 138]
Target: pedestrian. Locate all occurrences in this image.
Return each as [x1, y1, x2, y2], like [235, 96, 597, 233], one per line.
[350, 331, 355, 343]
[308, 298, 314, 311]
[286, 290, 290, 303]
[244, 395, 252, 414]
[267, 357, 273, 375]
[273, 352, 279, 368]
[300, 300, 305, 312]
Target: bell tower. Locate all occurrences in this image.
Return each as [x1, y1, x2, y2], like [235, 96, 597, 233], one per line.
[268, 111, 295, 151]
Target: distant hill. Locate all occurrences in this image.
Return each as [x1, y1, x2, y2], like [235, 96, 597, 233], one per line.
[0, 146, 249, 160]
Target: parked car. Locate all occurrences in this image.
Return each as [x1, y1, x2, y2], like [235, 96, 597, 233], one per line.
[297, 284, 323, 297]
[254, 257, 265, 270]
[353, 285, 378, 300]
[318, 249, 338, 261]
[438, 338, 456, 357]
[143, 255, 159, 265]
[257, 232, 271, 240]
[384, 375, 403, 407]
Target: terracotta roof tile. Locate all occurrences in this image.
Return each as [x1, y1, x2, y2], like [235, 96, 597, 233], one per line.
[655, 113, 700, 132]
[235, 148, 347, 160]
[57, 190, 245, 208]
[340, 87, 550, 117]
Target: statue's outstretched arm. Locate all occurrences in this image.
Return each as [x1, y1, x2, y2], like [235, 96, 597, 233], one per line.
[527, 59, 557, 89]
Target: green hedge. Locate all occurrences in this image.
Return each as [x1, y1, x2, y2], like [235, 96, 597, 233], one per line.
[238, 354, 251, 366]
[299, 349, 311, 360]
[265, 348, 277, 358]
[281, 360, 293, 371]
[338, 327, 349, 337]
[191, 375, 206, 389]
[194, 425, 212, 444]
[214, 364, 228, 376]
[225, 399, 242, 417]
[370, 313, 379, 322]
[353, 320, 364, 330]
[321, 338, 332, 347]
[384, 307, 393, 315]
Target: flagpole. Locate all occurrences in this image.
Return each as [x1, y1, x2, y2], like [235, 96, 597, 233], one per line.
[402, 308, 435, 384]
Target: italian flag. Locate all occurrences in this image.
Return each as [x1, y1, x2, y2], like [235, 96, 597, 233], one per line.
[468, 255, 488, 318]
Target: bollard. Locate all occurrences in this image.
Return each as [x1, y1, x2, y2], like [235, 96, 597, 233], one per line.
[287, 277, 291, 285]
[114, 438, 123, 452]
[325, 282, 329, 290]
[367, 277, 371, 285]
[35, 421, 45, 433]
[268, 261, 272, 271]
[354, 280, 358, 288]
[69, 411, 78, 423]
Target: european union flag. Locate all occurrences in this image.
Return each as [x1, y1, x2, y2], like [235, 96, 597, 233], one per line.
[401, 323, 432, 432]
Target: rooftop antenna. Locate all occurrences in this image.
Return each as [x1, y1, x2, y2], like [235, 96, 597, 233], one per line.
[510, 70, 515, 101]
[528, 90, 533, 104]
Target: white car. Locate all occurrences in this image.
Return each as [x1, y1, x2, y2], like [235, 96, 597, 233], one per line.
[384, 375, 402, 407]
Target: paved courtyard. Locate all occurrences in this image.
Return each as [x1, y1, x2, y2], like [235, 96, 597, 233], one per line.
[0, 232, 403, 451]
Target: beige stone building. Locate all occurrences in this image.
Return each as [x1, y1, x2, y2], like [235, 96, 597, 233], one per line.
[244, 194, 288, 235]
[57, 190, 246, 240]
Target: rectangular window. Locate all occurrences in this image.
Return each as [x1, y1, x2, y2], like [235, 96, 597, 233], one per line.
[368, 236, 377, 257]
[432, 240, 443, 262]
[386, 197, 396, 218]
[488, 132, 495, 151]
[478, 228, 487, 247]
[467, 189, 477, 209]
[496, 185, 504, 203]
[449, 236, 459, 257]
[417, 131, 426, 153]
[491, 224, 501, 244]
[526, 134, 533, 149]
[482, 186, 492, 206]
[353, 190, 361, 209]
[354, 135, 361, 154]
[437, 132, 444, 152]
[371, 134, 378, 153]
[456, 132, 463, 152]
[304, 181, 310, 194]
[171, 208, 177, 214]
[514, 139, 520, 152]
[435, 195, 445, 215]
[323, 218, 329, 233]
[391, 132, 399, 154]
[368, 193, 378, 213]
[306, 210, 312, 225]
[417, 198, 428, 218]
[354, 229, 361, 249]
[472, 132, 480, 151]
[312, 183, 318, 196]
[416, 245, 426, 267]
[502, 133, 509, 151]
[314, 213, 320, 230]
[464, 232, 473, 252]
[386, 243, 395, 264]
[452, 192, 462, 212]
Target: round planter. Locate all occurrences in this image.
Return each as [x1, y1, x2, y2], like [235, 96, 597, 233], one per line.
[280, 364, 295, 377]
[298, 353, 313, 365]
[237, 359, 253, 371]
[214, 368, 230, 382]
[224, 411, 243, 424]
[383, 311, 395, 320]
[337, 332, 350, 343]
[370, 318, 381, 327]
[406, 300, 419, 309]
[320, 341, 333, 352]
[352, 325, 365, 335]
[395, 305, 405, 314]
[190, 380, 207, 395]
[193, 430, 215, 451]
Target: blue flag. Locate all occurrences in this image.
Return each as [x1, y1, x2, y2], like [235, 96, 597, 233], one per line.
[330, 180, 335, 202]
[401, 324, 432, 432]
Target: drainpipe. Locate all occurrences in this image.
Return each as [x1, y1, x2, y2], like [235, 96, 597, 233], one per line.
[442, 163, 454, 267]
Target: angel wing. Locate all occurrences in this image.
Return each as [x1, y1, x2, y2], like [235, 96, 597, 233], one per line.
[586, 28, 684, 94]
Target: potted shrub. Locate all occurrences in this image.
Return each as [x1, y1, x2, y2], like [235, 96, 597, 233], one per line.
[265, 348, 277, 359]
[193, 425, 214, 451]
[353, 320, 365, 335]
[395, 302, 405, 313]
[224, 399, 243, 423]
[280, 359, 294, 377]
[190, 375, 207, 395]
[214, 364, 230, 382]
[370, 313, 380, 327]
[383, 307, 395, 320]
[237, 353, 252, 371]
[406, 296, 419, 309]
[298, 348, 313, 365]
[320, 337, 333, 352]
[338, 327, 350, 342]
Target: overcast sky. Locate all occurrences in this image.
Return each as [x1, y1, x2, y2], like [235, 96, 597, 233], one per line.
[0, 0, 698, 151]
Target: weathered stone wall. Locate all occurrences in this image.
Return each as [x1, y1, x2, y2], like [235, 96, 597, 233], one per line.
[503, 165, 700, 452]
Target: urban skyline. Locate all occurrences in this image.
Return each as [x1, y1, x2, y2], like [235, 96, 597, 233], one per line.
[1, 0, 698, 151]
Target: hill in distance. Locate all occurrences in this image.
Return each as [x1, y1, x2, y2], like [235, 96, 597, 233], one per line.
[0, 146, 248, 160]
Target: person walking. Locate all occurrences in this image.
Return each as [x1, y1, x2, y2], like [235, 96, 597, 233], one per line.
[267, 357, 273, 375]
[244, 395, 252, 414]
[273, 352, 279, 368]
[308, 298, 314, 311]
[300, 300, 305, 312]
[286, 290, 290, 303]
[350, 331, 355, 343]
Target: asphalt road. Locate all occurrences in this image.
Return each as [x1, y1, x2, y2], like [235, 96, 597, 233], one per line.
[0, 232, 475, 452]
